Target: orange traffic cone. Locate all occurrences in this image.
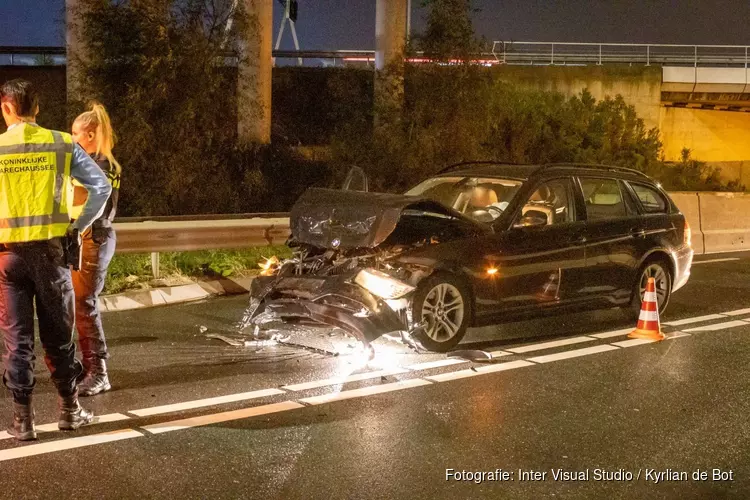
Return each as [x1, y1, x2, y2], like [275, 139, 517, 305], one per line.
[628, 277, 665, 341]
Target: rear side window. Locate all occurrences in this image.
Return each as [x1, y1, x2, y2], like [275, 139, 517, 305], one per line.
[580, 178, 628, 220]
[630, 183, 668, 214]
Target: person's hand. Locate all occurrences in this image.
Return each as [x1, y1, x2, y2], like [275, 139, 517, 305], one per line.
[65, 224, 81, 244]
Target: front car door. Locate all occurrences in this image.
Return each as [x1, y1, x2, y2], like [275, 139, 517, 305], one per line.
[481, 177, 588, 314]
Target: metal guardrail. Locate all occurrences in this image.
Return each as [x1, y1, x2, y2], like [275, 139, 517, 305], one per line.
[113, 215, 291, 254]
[492, 41, 750, 67]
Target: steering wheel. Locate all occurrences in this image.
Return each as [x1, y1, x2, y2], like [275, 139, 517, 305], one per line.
[486, 205, 505, 218]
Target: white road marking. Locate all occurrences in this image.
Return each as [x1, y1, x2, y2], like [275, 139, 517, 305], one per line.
[299, 378, 432, 406]
[588, 328, 634, 339]
[663, 314, 726, 326]
[405, 358, 468, 371]
[683, 320, 750, 332]
[130, 388, 286, 417]
[0, 413, 131, 441]
[0, 429, 143, 462]
[507, 336, 593, 353]
[722, 307, 750, 316]
[142, 401, 304, 435]
[486, 350, 512, 358]
[425, 360, 535, 383]
[282, 368, 409, 392]
[611, 338, 658, 348]
[527, 345, 620, 364]
[692, 258, 740, 265]
[666, 332, 691, 340]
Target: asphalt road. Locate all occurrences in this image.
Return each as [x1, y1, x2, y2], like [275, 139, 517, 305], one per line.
[2, 252, 750, 499]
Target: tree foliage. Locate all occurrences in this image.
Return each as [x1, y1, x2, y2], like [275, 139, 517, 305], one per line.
[332, 65, 742, 193]
[417, 0, 482, 61]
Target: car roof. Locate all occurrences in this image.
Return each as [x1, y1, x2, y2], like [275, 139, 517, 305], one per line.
[435, 161, 654, 184]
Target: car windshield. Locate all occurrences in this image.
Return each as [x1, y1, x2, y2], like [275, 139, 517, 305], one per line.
[406, 176, 523, 221]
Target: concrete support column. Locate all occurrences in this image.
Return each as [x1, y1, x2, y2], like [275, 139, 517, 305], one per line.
[65, 0, 88, 108]
[374, 0, 407, 128]
[238, 0, 273, 145]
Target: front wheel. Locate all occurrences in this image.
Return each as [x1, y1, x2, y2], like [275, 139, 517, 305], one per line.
[629, 260, 672, 319]
[411, 273, 472, 352]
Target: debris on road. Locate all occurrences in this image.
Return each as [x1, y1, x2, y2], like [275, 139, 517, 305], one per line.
[448, 349, 494, 363]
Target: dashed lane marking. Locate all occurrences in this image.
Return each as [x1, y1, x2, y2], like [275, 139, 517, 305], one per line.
[0, 429, 143, 462]
[691, 258, 740, 265]
[0, 413, 131, 441]
[611, 338, 658, 348]
[507, 336, 594, 353]
[663, 314, 726, 326]
[424, 360, 535, 383]
[129, 388, 286, 417]
[141, 401, 304, 435]
[298, 378, 433, 406]
[527, 344, 620, 364]
[683, 320, 750, 332]
[588, 328, 634, 339]
[722, 308, 750, 316]
[282, 368, 409, 392]
[405, 358, 468, 371]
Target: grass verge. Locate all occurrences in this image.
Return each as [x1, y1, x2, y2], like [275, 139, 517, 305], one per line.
[105, 246, 292, 295]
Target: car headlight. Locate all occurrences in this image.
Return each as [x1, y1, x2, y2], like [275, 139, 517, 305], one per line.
[355, 268, 415, 299]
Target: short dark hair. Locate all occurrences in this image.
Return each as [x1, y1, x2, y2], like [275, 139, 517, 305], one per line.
[0, 79, 39, 117]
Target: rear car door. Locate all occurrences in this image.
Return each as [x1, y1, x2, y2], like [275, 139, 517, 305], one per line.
[485, 177, 587, 312]
[577, 176, 643, 305]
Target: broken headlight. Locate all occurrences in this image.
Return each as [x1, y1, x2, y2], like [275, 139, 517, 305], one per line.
[354, 268, 415, 299]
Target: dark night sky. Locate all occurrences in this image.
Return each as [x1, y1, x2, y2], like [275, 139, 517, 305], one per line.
[2, 1, 750, 49]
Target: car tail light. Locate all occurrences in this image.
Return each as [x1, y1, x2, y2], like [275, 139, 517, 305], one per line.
[684, 220, 692, 248]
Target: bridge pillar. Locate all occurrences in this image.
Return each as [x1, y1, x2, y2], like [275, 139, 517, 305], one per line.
[65, 0, 88, 110]
[238, 0, 273, 145]
[375, 0, 407, 128]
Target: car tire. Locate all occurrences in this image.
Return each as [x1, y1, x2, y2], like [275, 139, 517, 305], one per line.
[411, 272, 473, 353]
[629, 258, 672, 319]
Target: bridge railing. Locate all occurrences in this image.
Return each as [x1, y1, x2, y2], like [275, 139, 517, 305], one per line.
[492, 41, 750, 68]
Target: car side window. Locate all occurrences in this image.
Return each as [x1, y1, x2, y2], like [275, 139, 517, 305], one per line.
[580, 178, 628, 221]
[630, 183, 668, 214]
[516, 178, 574, 227]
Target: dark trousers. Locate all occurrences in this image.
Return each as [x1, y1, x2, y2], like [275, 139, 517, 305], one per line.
[71, 226, 115, 361]
[0, 238, 81, 401]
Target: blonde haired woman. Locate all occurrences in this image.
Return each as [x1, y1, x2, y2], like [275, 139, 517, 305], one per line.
[70, 102, 121, 396]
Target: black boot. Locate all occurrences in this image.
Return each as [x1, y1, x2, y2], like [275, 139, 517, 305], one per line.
[58, 392, 94, 431]
[8, 401, 37, 441]
[78, 358, 111, 397]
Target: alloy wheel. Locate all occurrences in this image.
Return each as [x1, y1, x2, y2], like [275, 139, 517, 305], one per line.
[421, 283, 465, 342]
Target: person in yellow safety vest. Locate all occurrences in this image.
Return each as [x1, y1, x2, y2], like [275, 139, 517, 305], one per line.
[0, 79, 111, 442]
[68, 102, 121, 396]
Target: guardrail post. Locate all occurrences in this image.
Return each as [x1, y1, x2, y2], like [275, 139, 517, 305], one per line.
[151, 252, 160, 279]
[550, 43, 554, 65]
[598, 45, 602, 65]
[646, 45, 650, 66]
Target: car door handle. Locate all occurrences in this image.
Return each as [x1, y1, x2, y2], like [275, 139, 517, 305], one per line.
[570, 234, 587, 245]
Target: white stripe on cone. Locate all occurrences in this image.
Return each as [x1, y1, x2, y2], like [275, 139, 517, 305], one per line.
[643, 291, 658, 302]
[638, 310, 660, 322]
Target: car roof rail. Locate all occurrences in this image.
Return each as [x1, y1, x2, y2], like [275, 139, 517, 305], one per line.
[435, 160, 521, 175]
[535, 162, 651, 179]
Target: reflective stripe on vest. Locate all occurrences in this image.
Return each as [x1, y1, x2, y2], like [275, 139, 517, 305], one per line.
[0, 125, 72, 243]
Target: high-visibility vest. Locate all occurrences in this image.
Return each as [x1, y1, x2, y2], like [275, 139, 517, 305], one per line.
[0, 123, 73, 243]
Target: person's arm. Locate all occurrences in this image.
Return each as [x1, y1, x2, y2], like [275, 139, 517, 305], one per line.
[69, 144, 112, 231]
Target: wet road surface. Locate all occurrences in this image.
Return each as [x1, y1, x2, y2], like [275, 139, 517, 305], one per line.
[1, 253, 750, 499]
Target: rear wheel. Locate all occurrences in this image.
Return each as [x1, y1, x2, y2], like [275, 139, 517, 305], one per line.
[411, 273, 472, 352]
[629, 259, 672, 318]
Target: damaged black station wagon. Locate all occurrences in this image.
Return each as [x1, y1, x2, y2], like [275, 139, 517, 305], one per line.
[248, 162, 693, 353]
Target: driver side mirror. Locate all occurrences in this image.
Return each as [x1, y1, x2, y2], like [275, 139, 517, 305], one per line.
[514, 210, 548, 228]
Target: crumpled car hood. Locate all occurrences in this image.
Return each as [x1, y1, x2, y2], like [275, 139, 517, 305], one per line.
[290, 188, 486, 249]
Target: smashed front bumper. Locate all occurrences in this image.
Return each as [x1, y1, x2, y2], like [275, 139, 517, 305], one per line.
[248, 274, 409, 345]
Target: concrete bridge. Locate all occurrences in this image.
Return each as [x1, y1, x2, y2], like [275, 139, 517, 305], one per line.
[495, 42, 750, 185]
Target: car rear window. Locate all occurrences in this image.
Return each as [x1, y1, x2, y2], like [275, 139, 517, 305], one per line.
[630, 183, 668, 214]
[580, 178, 628, 220]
